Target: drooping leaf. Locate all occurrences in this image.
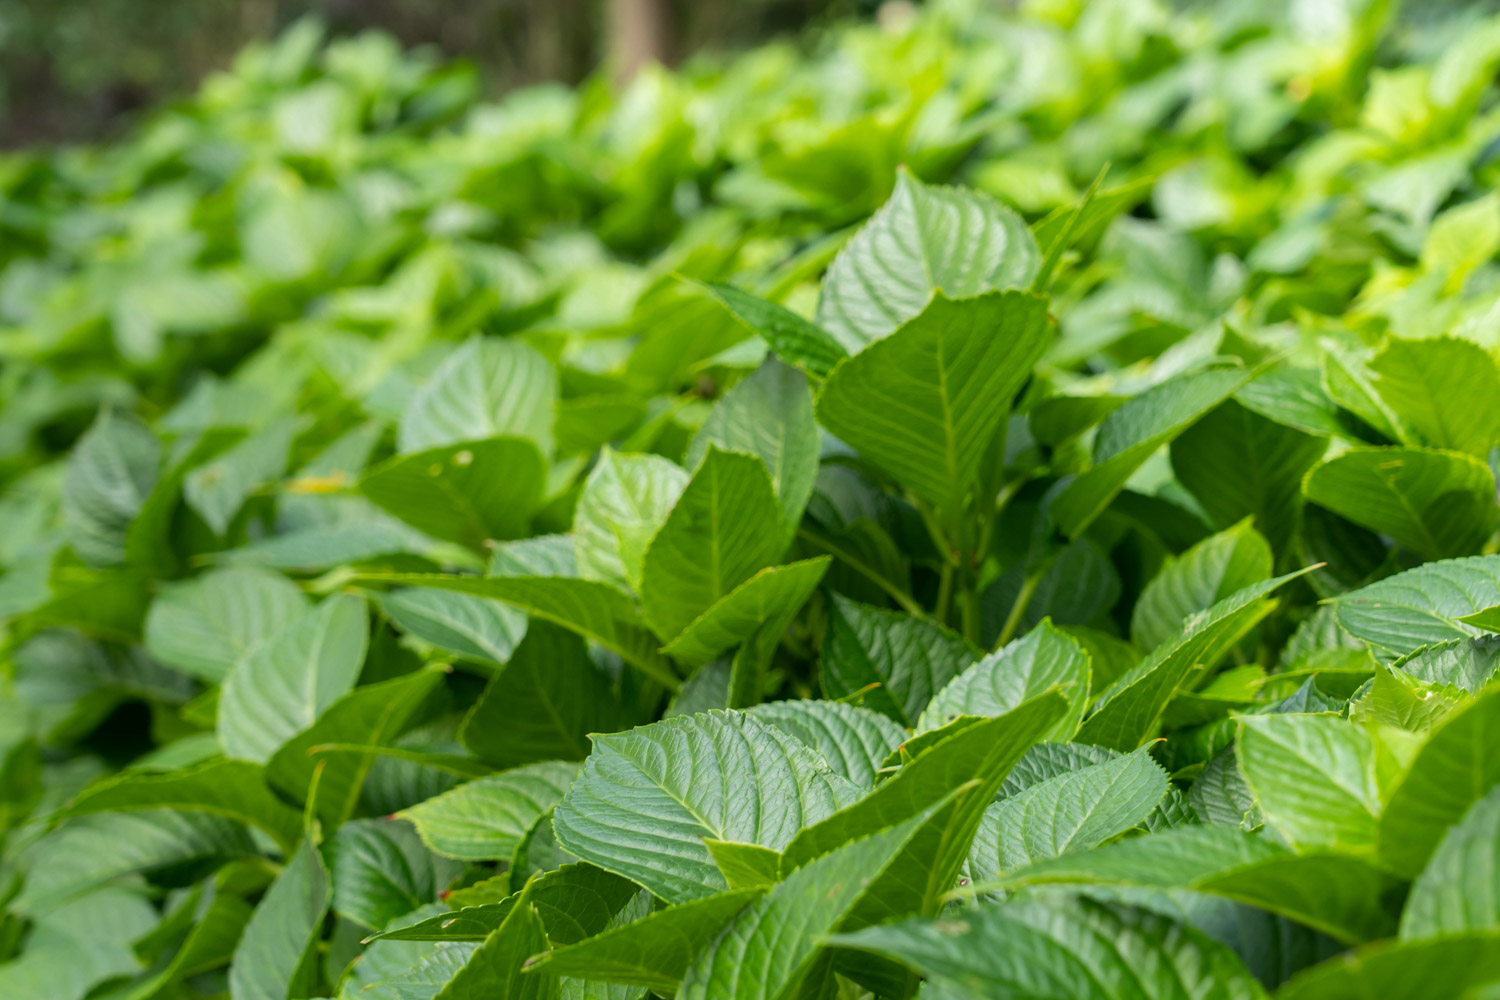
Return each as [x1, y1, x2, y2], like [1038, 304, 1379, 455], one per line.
[229, 835, 333, 1000]
[659, 557, 830, 668]
[376, 586, 527, 668]
[1332, 555, 1500, 661]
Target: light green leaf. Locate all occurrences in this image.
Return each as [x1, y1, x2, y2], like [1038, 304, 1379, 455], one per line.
[431, 887, 557, 1000]
[60, 757, 301, 852]
[816, 289, 1051, 514]
[640, 447, 783, 642]
[62, 409, 159, 567]
[686, 357, 820, 544]
[817, 170, 1040, 350]
[399, 761, 580, 861]
[819, 593, 979, 726]
[0, 888, 160, 1000]
[399, 336, 557, 457]
[919, 619, 1091, 740]
[144, 566, 310, 683]
[528, 889, 765, 995]
[1304, 446, 1497, 560]
[1333, 555, 1500, 661]
[1130, 520, 1272, 652]
[1390, 637, 1500, 694]
[1379, 686, 1500, 877]
[218, 593, 370, 764]
[573, 449, 687, 591]
[361, 437, 547, 549]
[704, 283, 847, 377]
[1237, 713, 1380, 853]
[970, 746, 1169, 879]
[659, 557, 830, 667]
[183, 417, 297, 535]
[1370, 337, 1500, 455]
[551, 710, 861, 904]
[1348, 665, 1469, 732]
[1053, 365, 1255, 539]
[747, 699, 905, 787]
[376, 586, 527, 668]
[1402, 785, 1500, 939]
[460, 622, 626, 767]
[703, 839, 782, 890]
[1078, 569, 1312, 751]
[831, 895, 1269, 1000]
[1274, 934, 1500, 1000]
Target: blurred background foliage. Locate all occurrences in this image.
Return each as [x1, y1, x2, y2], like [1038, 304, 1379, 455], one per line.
[0, 0, 873, 147]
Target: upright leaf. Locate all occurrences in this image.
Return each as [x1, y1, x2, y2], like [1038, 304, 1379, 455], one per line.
[573, 449, 687, 591]
[1130, 520, 1272, 652]
[229, 836, 333, 1000]
[1370, 336, 1500, 455]
[1238, 713, 1381, 853]
[62, 409, 159, 567]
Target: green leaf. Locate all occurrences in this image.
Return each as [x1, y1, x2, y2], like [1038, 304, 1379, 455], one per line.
[1322, 345, 1406, 443]
[360, 437, 548, 549]
[746, 699, 905, 787]
[817, 169, 1040, 350]
[460, 621, 626, 767]
[1237, 713, 1380, 853]
[327, 818, 463, 930]
[144, 566, 310, 683]
[218, 593, 370, 764]
[1401, 785, 1500, 939]
[352, 573, 679, 689]
[969, 746, 1169, 879]
[1379, 686, 1500, 877]
[1053, 365, 1255, 539]
[815, 289, 1051, 514]
[1172, 401, 1328, 552]
[60, 758, 301, 852]
[1333, 555, 1500, 661]
[62, 409, 159, 567]
[432, 886, 556, 1000]
[551, 710, 861, 903]
[1370, 336, 1500, 455]
[183, 417, 297, 535]
[13, 810, 256, 912]
[819, 593, 979, 726]
[1274, 934, 1500, 1000]
[686, 357, 820, 544]
[678, 806, 940, 1000]
[528, 889, 766, 995]
[704, 283, 847, 377]
[1303, 446, 1497, 560]
[640, 446, 783, 642]
[919, 619, 1092, 740]
[703, 839, 782, 890]
[659, 557, 830, 667]
[830, 895, 1269, 1000]
[0, 888, 161, 1000]
[399, 336, 557, 457]
[399, 761, 580, 861]
[267, 668, 446, 830]
[1348, 665, 1469, 732]
[1389, 637, 1500, 693]
[1077, 569, 1312, 751]
[1130, 520, 1272, 652]
[573, 449, 688, 591]
[376, 586, 527, 668]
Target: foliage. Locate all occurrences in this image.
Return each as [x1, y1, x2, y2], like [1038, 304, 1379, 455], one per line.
[8, 0, 1500, 998]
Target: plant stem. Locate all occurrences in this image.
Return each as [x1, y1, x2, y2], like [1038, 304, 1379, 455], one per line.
[936, 564, 955, 626]
[994, 563, 1046, 650]
[960, 582, 983, 645]
[796, 528, 926, 618]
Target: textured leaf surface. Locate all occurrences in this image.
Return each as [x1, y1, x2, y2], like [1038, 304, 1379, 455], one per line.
[227, 835, 331, 1000]
[747, 699, 905, 786]
[1332, 556, 1500, 661]
[400, 761, 580, 861]
[573, 449, 688, 591]
[660, 558, 829, 667]
[144, 566, 309, 682]
[920, 619, 1091, 740]
[1130, 520, 1271, 652]
[1401, 785, 1500, 939]
[1238, 713, 1381, 853]
[399, 336, 557, 456]
[706, 283, 847, 377]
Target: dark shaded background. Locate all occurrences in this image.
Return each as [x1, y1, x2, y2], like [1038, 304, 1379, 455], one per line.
[0, 0, 868, 148]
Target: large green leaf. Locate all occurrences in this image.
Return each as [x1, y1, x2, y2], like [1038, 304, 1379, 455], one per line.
[816, 170, 1040, 350]
[59, 758, 301, 852]
[399, 761, 580, 861]
[919, 619, 1091, 740]
[819, 593, 979, 726]
[551, 710, 861, 903]
[143, 566, 310, 683]
[398, 336, 557, 457]
[375, 586, 527, 669]
[830, 895, 1269, 1000]
[659, 557, 829, 667]
[0, 888, 160, 1000]
[746, 699, 905, 787]
[572, 449, 688, 591]
[1130, 520, 1272, 652]
[686, 357, 820, 545]
[327, 818, 463, 931]
[429, 886, 557, 1000]
[1303, 446, 1497, 560]
[61, 409, 159, 567]
[1379, 686, 1500, 877]
[1238, 713, 1380, 853]
[1077, 569, 1312, 751]
[640, 446, 783, 642]
[1401, 785, 1500, 939]
[1053, 365, 1255, 539]
[218, 593, 370, 763]
[360, 437, 547, 549]
[460, 622, 626, 767]
[969, 745, 1169, 879]
[816, 289, 1051, 514]
[1369, 336, 1500, 455]
[1332, 555, 1500, 661]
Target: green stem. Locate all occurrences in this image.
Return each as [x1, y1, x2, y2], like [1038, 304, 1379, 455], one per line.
[935, 564, 955, 627]
[960, 583, 983, 645]
[796, 528, 926, 618]
[994, 564, 1046, 651]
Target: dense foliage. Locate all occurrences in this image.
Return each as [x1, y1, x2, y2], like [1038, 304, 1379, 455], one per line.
[9, 0, 1500, 997]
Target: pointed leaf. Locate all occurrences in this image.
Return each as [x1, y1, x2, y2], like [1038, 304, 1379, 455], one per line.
[399, 336, 557, 457]
[920, 619, 1091, 740]
[145, 567, 310, 683]
[399, 761, 580, 861]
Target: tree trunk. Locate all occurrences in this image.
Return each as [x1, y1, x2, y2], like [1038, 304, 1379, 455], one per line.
[608, 0, 672, 83]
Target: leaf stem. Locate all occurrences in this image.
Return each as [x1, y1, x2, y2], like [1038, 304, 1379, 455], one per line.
[936, 564, 955, 626]
[994, 562, 1047, 651]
